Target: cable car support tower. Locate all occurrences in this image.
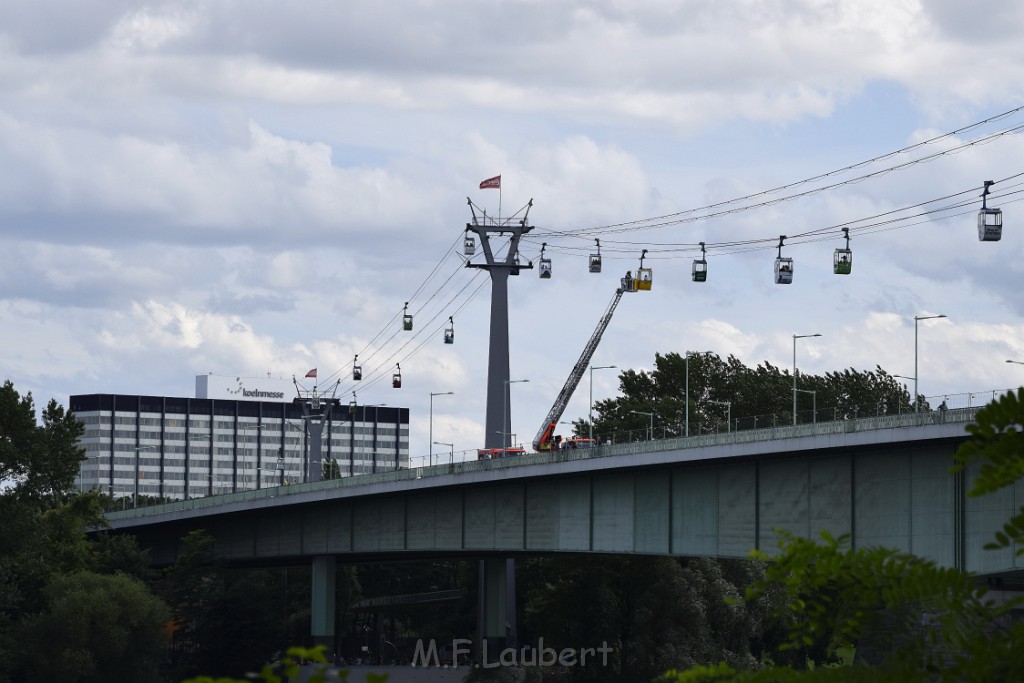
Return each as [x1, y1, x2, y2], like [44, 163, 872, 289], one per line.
[465, 197, 534, 451]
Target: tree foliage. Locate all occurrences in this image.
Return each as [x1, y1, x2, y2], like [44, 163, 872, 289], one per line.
[521, 555, 793, 683]
[16, 571, 169, 683]
[163, 530, 294, 680]
[0, 380, 172, 683]
[586, 353, 913, 441]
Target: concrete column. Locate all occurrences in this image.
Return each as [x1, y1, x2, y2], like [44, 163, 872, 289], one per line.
[311, 555, 336, 651]
[477, 558, 516, 662]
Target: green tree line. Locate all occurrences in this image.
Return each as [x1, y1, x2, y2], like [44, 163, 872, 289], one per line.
[582, 352, 917, 441]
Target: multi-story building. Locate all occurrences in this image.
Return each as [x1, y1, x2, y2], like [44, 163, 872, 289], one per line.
[71, 375, 409, 502]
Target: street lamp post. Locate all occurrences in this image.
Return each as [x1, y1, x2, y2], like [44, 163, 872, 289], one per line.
[795, 389, 817, 423]
[433, 441, 454, 465]
[707, 400, 731, 433]
[243, 424, 264, 491]
[892, 375, 915, 414]
[914, 314, 947, 413]
[630, 410, 654, 441]
[589, 365, 617, 443]
[503, 379, 529, 455]
[684, 351, 713, 437]
[793, 334, 822, 426]
[429, 392, 454, 466]
[133, 445, 155, 508]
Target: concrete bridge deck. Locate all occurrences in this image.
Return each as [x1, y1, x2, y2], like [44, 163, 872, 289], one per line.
[102, 407, 1024, 583]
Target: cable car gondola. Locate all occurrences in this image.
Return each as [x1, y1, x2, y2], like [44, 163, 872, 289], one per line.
[833, 228, 852, 275]
[692, 241, 708, 282]
[392, 363, 402, 389]
[539, 243, 552, 279]
[464, 232, 476, 256]
[634, 249, 653, 291]
[589, 239, 602, 273]
[352, 354, 362, 381]
[444, 316, 454, 344]
[402, 302, 413, 331]
[774, 236, 793, 284]
[978, 180, 1002, 241]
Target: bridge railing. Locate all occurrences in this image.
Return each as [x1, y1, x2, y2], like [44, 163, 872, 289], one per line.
[591, 388, 1011, 446]
[106, 403, 985, 522]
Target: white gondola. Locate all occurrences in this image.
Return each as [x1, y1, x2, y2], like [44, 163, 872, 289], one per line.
[978, 180, 1002, 241]
[634, 249, 652, 291]
[392, 363, 402, 389]
[774, 236, 793, 284]
[464, 233, 476, 256]
[444, 316, 454, 344]
[352, 354, 362, 381]
[589, 239, 602, 273]
[833, 228, 852, 275]
[539, 243, 552, 279]
[402, 302, 413, 331]
[692, 241, 708, 282]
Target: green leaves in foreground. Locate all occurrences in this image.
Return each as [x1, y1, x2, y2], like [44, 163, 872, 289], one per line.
[954, 388, 1024, 554]
[748, 532, 1005, 666]
[955, 388, 1024, 498]
[182, 645, 388, 683]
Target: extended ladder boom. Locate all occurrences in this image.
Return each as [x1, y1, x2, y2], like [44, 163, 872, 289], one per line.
[532, 284, 628, 451]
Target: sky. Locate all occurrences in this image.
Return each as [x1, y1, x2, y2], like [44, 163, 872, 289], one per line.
[3, 0, 1024, 465]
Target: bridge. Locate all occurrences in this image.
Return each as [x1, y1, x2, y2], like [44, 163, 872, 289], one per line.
[103, 407, 1023, 650]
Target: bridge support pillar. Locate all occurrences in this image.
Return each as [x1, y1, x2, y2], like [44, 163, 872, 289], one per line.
[311, 555, 336, 652]
[477, 558, 516, 662]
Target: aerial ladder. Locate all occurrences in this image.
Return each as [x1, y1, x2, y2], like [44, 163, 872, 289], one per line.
[532, 274, 635, 452]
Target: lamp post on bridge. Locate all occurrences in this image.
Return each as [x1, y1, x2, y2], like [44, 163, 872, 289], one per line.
[503, 379, 529, 455]
[630, 410, 654, 441]
[243, 423, 265, 490]
[433, 441, 454, 466]
[429, 391, 454, 467]
[589, 365, 616, 443]
[707, 399, 732, 433]
[685, 351, 713, 437]
[133, 445, 155, 509]
[795, 389, 817, 423]
[793, 334, 821, 426]
[892, 374, 915, 414]
[913, 314, 946, 413]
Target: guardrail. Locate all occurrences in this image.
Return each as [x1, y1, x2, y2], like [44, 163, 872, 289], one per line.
[105, 404, 982, 522]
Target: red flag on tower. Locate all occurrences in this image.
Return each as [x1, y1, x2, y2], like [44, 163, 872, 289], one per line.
[479, 175, 501, 189]
[305, 368, 317, 378]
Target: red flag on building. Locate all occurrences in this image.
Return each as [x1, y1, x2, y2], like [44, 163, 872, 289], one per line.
[479, 175, 501, 189]
[305, 368, 317, 378]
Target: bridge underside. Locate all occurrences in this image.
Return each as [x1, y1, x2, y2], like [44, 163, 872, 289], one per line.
[126, 442, 1024, 585]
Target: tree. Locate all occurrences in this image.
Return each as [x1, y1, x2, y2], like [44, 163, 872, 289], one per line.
[658, 388, 1024, 682]
[163, 530, 292, 680]
[521, 555, 791, 683]
[0, 382, 100, 683]
[15, 571, 169, 683]
[588, 352, 913, 442]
